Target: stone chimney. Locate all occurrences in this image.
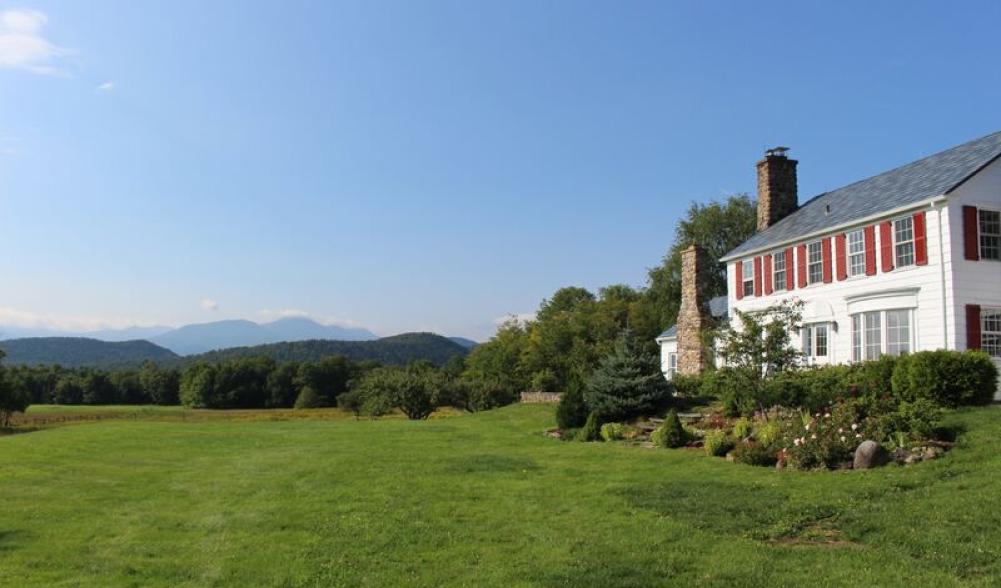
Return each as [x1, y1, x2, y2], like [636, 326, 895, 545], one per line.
[677, 244, 707, 375]
[756, 147, 798, 231]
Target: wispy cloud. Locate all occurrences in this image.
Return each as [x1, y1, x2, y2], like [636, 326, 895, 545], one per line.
[96, 80, 115, 92]
[200, 298, 219, 311]
[0, 306, 133, 332]
[0, 9, 73, 76]
[256, 308, 369, 329]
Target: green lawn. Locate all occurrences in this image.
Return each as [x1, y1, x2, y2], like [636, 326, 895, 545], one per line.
[1, 405, 999, 587]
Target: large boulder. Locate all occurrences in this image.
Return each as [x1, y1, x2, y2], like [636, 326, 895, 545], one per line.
[853, 440, 891, 469]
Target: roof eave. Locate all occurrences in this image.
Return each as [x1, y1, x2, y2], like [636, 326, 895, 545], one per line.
[719, 194, 948, 263]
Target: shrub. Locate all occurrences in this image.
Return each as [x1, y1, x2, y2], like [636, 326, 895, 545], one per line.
[652, 410, 688, 448]
[670, 374, 702, 398]
[555, 380, 588, 429]
[847, 354, 897, 398]
[703, 429, 733, 457]
[702, 368, 758, 417]
[779, 400, 862, 469]
[731, 441, 778, 467]
[892, 350, 998, 407]
[293, 386, 323, 409]
[577, 412, 602, 442]
[530, 369, 560, 392]
[600, 422, 627, 442]
[753, 419, 781, 448]
[732, 417, 752, 440]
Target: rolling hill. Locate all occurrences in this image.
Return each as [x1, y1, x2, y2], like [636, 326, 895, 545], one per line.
[0, 338, 179, 368]
[186, 332, 469, 366]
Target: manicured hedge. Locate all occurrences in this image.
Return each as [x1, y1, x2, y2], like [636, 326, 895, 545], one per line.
[694, 350, 997, 414]
[891, 350, 998, 407]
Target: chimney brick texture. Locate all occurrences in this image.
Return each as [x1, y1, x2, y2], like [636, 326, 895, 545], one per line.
[757, 153, 798, 231]
[677, 244, 708, 375]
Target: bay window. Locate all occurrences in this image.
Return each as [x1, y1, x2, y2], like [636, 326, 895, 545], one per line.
[851, 309, 913, 361]
[666, 352, 678, 379]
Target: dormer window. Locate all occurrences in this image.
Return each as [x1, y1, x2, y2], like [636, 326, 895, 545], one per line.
[807, 241, 823, 284]
[741, 260, 754, 297]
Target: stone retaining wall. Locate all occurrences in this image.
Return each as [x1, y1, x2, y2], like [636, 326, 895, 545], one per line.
[519, 392, 563, 404]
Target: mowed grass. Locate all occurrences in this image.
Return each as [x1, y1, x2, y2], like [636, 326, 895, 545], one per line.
[1, 405, 1000, 587]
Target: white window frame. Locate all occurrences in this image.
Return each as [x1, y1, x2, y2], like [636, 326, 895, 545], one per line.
[851, 308, 914, 361]
[982, 308, 1001, 358]
[847, 229, 866, 277]
[980, 208, 1001, 261]
[893, 216, 915, 268]
[772, 251, 786, 291]
[801, 323, 830, 359]
[741, 260, 754, 297]
[807, 241, 823, 284]
[666, 352, 678, 379]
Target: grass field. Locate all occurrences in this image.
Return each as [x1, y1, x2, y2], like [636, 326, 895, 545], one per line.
[1, 404, 1000, 587]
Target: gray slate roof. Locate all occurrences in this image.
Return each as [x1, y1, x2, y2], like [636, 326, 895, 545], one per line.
[724, 130, 1001, 259]
[656, 296, 728, 340]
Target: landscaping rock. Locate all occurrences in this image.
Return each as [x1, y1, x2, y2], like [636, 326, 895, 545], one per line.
[923, 446, 943, 460]
[837, 461, 853, 470]
[904, 453, 923, 465]
[853, 440, 891, 469]
[891, 448, 910, 464]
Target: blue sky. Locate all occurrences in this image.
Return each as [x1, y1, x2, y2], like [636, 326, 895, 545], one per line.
[1, 1, 999, 340]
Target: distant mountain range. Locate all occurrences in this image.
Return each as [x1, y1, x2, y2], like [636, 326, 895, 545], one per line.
[0, 317, 379, 355]
[148, 317, 378, 355]
[0, 332, 469, 369]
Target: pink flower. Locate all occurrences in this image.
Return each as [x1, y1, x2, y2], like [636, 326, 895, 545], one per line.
[855, 433, 862, 439]
[851, 423, 858, 431]
[824, 413, 831, 418]
[838, 428, 844, 433]
[840, 436, 846, 442]
[811, 434, 817, 440]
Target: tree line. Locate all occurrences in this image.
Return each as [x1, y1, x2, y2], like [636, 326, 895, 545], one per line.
[461, 194, 757, 396]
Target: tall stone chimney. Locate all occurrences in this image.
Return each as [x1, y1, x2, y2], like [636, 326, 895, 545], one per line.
[677, 244, 707, 375]
[756, 147, 798, 231]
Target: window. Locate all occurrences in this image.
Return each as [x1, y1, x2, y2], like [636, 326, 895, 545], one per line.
[852, 314, 863, 362]
[886, 310, 911, 356]
[981, 209, 1001, 261]
[667, 352, 678, 379]
[772, 252, 786, 291]
[851, 309, 914, 361]
[802, 323, 829, 358]
[807, 241, 823, 284]
[864, 311, 882, 360]
[983, 308, 1001, 358]
[894, 217, 915, 267]
[847, 229, 866, 276]
[742, 260, 754, 297]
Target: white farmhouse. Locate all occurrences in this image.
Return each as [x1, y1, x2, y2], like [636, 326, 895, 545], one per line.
[659, 131, 1001, 397]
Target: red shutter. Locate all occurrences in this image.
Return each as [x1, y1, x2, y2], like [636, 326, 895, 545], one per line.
[963, 205, 980, 261]
[796, 244, 807, 288]
[864, 225, 877, 275]
[967, 304, 982, 350]
[763, 254, 773, 295]
[822, 238, 833, 283]
[734, 261, 743, 300]
[880, 221, 894, 272]
[913, 211, 928, 266]
[835, 233, 847, 281]
[785, 248, 794, 291]
[753, 257, 762, 296]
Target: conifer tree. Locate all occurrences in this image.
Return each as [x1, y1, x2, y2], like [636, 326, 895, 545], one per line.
[584, 330, 670, 422]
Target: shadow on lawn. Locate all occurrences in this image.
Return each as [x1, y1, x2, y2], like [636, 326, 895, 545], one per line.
[621, 480, 852, 546]
[0, 530, 29, 553]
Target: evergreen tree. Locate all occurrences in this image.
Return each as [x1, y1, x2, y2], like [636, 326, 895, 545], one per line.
[555, 376, 588, 429]
[584, 330, 669, 422]
[652, 409, 688, 448]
